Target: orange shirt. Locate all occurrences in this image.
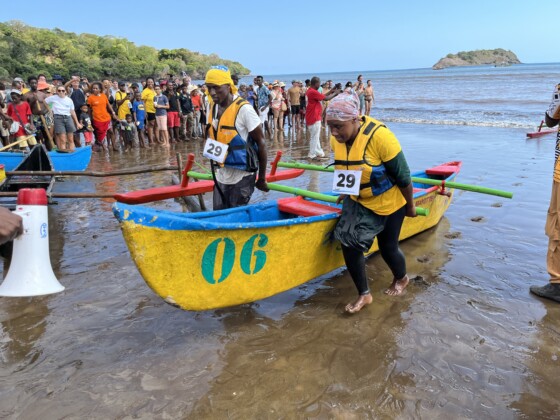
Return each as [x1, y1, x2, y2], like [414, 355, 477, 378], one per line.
[191, 94, 202, 110]
[87, 93, 111, 122]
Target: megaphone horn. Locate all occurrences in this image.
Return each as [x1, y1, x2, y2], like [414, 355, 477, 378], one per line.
[0, 188, 64, 297]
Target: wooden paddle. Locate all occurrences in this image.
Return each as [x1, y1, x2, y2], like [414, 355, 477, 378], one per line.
[0, 136, 34, 152]
[276, 162, 514, 199]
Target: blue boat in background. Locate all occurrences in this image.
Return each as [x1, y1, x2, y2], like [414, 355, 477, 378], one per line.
[0, 145, 92, 171]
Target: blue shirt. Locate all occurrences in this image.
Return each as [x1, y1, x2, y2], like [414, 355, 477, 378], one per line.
[154, 94, 168, 116]
[132, 100, 145, 123]
[247, 90, 256, 106]
[257, 85, 270, 109]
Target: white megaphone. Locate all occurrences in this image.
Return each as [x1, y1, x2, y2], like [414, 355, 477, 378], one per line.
[0, 188, 64, 297]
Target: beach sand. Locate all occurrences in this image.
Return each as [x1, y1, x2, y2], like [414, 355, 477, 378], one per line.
[1, 123, 559, 418]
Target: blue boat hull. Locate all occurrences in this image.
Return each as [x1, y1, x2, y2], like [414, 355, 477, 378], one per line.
[0, 146, 92, 171]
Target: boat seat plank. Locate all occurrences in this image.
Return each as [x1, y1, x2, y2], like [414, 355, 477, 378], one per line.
[425, 164, 460, 177]
[278, 196, 341, 217]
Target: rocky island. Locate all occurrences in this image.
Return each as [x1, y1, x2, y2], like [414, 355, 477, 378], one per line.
[432, 49, 521, 70]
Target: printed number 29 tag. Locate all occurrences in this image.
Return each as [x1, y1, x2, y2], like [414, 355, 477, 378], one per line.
[332, 169, 362, 195]
[203, 138, 228, 163]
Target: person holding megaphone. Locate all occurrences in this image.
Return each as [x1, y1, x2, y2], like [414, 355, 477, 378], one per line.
[0, 207, 22, 245]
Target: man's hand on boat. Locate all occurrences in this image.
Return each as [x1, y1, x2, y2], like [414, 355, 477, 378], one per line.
[336, 194, 347, 205]
[0, 207, 23, 245]
[405, 203, 417, 218]
[256, 178, 269, 192]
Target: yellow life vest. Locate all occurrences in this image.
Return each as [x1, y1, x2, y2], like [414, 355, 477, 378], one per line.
[332, 116, 405, 214]
[208, 97, 258, 172]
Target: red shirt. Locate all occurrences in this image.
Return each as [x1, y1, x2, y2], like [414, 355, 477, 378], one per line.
[305, 87, 325, 125]
[7, 101, 32, 137]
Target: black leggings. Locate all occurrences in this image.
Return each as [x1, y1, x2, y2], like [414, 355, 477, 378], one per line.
[341, 205, 407, 295]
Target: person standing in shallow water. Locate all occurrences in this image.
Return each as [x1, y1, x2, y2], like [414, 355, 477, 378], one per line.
[530, 84, 560, 302]
[204, 66, 269, 210]
[326, 92, 416, 313]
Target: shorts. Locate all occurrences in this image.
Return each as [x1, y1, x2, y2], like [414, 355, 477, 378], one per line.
[92, 119, 111, 143]
[291, 105, 300, 115]
[167, 111, 180, 128]
[156, 115, 168, 130]
[15, 135, 37, 148]
[32, 113, 54, 131]
[213, 173, 257, 210]
[53, 114, 76, 134]
[146, 112, 156, 122]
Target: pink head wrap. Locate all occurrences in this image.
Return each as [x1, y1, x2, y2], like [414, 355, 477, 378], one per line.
[325, 92, 360, 121]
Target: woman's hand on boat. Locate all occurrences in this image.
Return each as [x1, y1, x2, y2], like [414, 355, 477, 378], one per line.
[256, 178, 269, 192]
[0, 207, 23, 245]
[336, 194, 347, 205]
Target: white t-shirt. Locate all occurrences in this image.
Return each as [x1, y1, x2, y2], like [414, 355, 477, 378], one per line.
[213, 97, 261, 185]
[45, 95, 75, 116]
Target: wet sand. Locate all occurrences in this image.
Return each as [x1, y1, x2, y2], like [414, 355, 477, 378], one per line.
[1, 124, 559, 419]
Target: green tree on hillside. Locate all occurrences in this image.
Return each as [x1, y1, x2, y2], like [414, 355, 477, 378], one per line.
[0, 20, 250, 81]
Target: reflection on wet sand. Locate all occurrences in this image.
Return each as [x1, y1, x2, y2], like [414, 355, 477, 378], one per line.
[190, 220, 452, 418]
[1, 123, 559, 418]
[0, 297, 49, 367]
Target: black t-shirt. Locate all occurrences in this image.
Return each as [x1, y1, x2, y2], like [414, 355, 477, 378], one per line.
[167, 92, 181, 113]
[179, 94, 193, 113]
[70, 88, 86, 111]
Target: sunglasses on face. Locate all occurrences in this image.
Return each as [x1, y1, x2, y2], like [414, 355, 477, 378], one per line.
[57, 89, 66, 93]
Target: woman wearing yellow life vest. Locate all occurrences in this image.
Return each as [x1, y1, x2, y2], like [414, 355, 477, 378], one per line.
[327, 92, 416, 314]
[204, 66, 269, 210]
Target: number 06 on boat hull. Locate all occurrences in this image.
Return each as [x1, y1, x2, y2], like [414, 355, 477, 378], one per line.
[112, 162, 461, 311]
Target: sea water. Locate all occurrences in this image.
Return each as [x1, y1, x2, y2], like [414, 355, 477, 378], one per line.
[2, 64, 560, 418]
[247, 62, 560, 129]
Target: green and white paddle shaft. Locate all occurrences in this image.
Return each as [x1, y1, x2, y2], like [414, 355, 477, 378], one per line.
[276, 162, 513, 199]
[187, 171, 428, 216]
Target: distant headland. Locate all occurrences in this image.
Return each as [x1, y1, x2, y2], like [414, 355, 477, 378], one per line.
[432, 49, 521, 70]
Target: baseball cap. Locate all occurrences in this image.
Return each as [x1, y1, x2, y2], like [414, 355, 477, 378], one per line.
[10, 89, 22, 96]
[52, 74, 63, 81]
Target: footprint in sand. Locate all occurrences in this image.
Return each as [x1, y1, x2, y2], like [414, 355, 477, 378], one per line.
[416, 255, 431, 263]
[491, 202, 502, 208]
[445, 231, 461, 239]
[410, 275, 429, 287]
[470, 216, 485, 222]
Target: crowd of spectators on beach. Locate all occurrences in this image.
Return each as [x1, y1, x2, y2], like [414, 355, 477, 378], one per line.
[0, 72, 374, 156]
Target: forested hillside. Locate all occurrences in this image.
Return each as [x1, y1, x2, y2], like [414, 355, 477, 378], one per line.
[0, 21, 250, 80]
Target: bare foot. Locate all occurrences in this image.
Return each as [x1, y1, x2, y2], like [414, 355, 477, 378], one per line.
[345, 293, 373, 314]
[384, 275, 409, 296]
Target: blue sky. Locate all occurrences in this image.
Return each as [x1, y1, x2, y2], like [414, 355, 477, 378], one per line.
[3, 0, 558, 75]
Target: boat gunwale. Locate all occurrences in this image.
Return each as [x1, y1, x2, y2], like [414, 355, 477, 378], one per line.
[113, 169, 459, 232]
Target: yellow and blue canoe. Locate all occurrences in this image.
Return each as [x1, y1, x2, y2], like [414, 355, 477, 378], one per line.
[112, 162, 461, 311]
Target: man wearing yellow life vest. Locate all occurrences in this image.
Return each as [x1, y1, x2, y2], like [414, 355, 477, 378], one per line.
[204, 66, 269, 210]
[530, 84, 560, 302]
[326, 92, 416, 314]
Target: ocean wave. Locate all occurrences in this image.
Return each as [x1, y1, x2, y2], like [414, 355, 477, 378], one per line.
[380, 117, 534, 129]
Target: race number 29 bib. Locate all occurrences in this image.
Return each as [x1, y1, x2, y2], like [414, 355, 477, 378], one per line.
[203, 138, 228, 164]
[332, 169, 362, 195]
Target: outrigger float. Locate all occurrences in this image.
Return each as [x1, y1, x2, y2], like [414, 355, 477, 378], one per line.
[526, 120, 558, 138]
[113, 158, 467, 311]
